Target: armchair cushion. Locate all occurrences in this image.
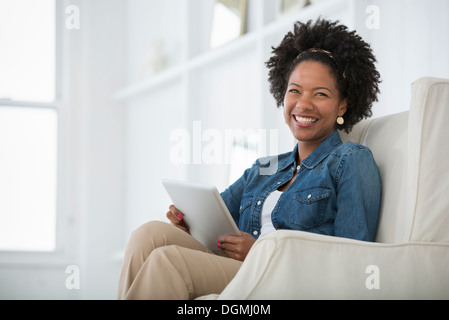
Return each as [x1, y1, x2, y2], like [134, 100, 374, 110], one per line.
[407, 77, 449, 242]
[340, 111, 410, 243]
[214, 230, 449, 299]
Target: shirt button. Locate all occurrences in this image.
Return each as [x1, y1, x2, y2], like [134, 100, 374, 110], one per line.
[253, 230, 258, 236]
[307, 194, 312, 199]
[277, 182, 281, 185]
[297, 165, 301, 171]
[257, 200, 261, 205]
[240, 206, 242, 210]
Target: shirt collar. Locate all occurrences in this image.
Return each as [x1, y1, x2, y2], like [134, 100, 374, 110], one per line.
[278, 130, 343, 171]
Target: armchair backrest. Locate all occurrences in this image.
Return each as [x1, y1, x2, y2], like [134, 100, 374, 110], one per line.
[340, 77, 449, 244]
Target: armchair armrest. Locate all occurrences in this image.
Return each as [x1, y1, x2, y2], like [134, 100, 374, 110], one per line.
[213, 230, 449, 299]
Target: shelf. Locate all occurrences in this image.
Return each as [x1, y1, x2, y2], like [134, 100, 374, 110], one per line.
[113, 0, 350, 102]
[113, 64, 185, 101]
[113, 31, 259, 102]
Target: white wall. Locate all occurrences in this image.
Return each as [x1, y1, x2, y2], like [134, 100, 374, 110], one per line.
[353, 0, 449, 118]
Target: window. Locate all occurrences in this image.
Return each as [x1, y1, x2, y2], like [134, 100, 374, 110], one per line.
[0, 0, 59, 252]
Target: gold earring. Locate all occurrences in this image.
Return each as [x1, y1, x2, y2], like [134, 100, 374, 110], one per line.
[337, 116, 344, 125]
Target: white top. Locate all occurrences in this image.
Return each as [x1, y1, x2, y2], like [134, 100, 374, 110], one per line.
[259, 190, 282, 238]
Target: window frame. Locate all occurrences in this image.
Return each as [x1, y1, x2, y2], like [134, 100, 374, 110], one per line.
[0, 0, 69, 266]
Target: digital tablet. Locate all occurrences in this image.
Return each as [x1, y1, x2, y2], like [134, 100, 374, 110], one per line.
[162, 178, 241, 255]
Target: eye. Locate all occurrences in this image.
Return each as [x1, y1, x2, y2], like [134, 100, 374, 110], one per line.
[316, 92, 328, 97]
[288, 89, 300, 94]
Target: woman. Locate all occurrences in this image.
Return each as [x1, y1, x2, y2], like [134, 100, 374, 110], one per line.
[118, 18, 382, 300]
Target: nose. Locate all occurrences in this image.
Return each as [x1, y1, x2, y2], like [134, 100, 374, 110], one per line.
[295, 94, 314, 112]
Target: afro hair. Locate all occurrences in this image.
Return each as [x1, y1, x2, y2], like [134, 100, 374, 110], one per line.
[266, 18, 381, 133]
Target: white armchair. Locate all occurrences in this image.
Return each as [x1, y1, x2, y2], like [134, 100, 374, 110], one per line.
[200, 77, 449, 299]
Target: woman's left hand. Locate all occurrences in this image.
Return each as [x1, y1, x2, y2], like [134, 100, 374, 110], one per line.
[217, 232, 256, 261]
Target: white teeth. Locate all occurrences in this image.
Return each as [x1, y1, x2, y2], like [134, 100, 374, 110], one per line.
[294, 115, 317, 124]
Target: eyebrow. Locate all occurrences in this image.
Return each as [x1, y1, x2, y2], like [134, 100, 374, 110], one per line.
[288, 83, 334, 93]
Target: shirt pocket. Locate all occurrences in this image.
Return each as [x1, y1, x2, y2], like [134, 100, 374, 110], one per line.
[289, 186, 331, 230]
[239, 193, 254, 216]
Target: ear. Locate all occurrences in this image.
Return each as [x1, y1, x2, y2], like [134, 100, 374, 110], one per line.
[338, 98, 347, 117]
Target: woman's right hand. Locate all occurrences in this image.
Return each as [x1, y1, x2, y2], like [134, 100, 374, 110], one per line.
[166, 205, 190, 234]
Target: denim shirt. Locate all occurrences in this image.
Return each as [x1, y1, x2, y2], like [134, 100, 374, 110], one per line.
[220, 130, 382, 242]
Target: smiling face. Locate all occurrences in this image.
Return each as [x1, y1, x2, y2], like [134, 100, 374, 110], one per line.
[283, 60, 347, 159]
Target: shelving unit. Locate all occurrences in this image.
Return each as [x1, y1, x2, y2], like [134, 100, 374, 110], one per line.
[114, 0, 353, 102]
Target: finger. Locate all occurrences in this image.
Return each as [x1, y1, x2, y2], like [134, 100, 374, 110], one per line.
[217, 234, 234, 244]
[166, 211, 190, 233]
[169, 205, 184, 220]
[218, 234, 242, 246]
[218, 233, 255, 261]
[166, 206, 190, 233]
[166, 210, 179, 224]
[166, 209, 181, 224]
[220, 246, 243, 261]
[174, 222, 190, 233]
[217, 236, 240, 253]
[167, 205, 184, 223]
[218, 241, 238, 253]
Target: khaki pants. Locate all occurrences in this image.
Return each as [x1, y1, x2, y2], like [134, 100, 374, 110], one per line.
[117, 221, 242, 299]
